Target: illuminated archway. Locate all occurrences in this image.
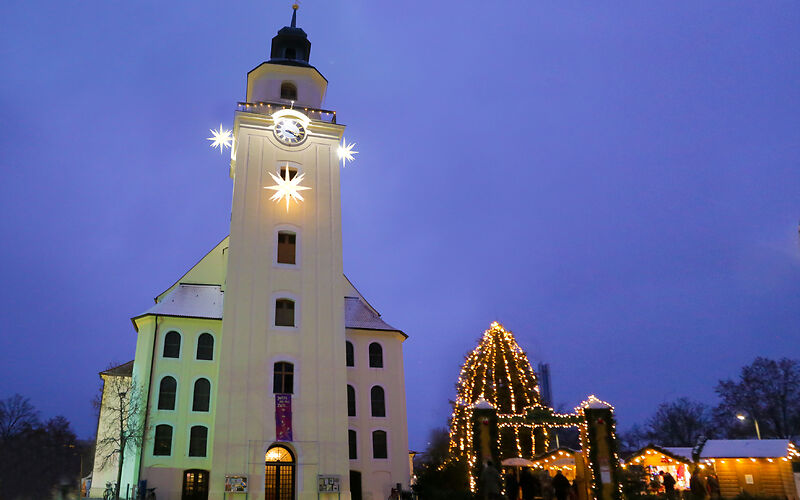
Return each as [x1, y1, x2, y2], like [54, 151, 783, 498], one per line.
[265, 445, 295, 500]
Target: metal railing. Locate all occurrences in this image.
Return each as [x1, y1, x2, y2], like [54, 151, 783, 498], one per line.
[236, 101, 337, 124]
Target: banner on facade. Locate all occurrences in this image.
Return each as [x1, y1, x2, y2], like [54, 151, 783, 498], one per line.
[275, 394, 293, 441]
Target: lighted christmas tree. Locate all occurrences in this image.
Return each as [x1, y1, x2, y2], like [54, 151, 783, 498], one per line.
[449, 322, 544, 465]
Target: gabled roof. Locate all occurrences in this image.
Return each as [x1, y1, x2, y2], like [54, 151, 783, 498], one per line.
[663, 447, 694, 461]
[100, 360, 134, 377]
[137, 284, 224, 321]
[699, 439, 793, 458]
[627, 444, 693, 464]
[344, 296, 402, 334]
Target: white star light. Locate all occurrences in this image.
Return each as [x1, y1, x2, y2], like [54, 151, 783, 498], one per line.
[264, 167, 312, 211]
[207, 124, 233, 153]
[337, 137, 358, 168]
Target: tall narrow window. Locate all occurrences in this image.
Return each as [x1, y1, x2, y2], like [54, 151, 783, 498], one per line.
[368, 343, 383, 368]
[153, 424, 173, 456]
[370, 386, 386, 417]
[275, 299, 295, 327]
[345, 341, 354, 367]
[192, 378, 211, 412]
[347, 385, 356, 417]
[273, 362, 294, 394]
[196, 333, 214, 360]
[372, 430, 387, 459]
[280, 81, 298, 100]
[277, 231, 296, 265]
[348, 430, 358, 460]
[163, 331, 181, 358]
[189, 426, 208, 457]
[158, 376, 177, 410]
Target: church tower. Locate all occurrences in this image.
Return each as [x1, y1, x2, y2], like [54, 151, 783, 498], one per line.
[211, 6, 350, 499]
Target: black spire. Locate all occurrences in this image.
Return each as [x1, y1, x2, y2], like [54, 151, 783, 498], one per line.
[269, 4, 311, 66]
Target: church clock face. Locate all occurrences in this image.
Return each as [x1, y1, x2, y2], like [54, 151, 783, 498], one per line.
[272, 109, 310, 146]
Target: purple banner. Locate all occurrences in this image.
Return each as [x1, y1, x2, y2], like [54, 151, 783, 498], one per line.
[275, 394, 293, 441]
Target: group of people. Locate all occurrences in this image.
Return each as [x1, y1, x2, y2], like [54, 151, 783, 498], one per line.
[480, 461, 578, 500]
[650, 469, 721, 500]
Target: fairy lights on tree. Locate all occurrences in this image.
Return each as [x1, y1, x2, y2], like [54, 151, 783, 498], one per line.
[449, 322, 542, 467]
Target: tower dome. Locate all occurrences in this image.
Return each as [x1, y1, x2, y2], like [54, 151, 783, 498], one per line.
[269, 4, 312, 66]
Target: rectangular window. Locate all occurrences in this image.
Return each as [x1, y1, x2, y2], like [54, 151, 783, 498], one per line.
[153, 425, 172, 456]
[188, 426, 208, 457]
[277, 232, 296, 265]
[349, 430, 358, 460]
[275, 299, 295, 327]
[273, 362, 294, 394]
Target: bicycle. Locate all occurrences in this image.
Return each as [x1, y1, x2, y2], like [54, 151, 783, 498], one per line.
[103, 482, 115, 500]
[145, 487, 157, 500]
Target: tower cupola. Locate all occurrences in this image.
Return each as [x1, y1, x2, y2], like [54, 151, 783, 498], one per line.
[269, 5, 312, 66]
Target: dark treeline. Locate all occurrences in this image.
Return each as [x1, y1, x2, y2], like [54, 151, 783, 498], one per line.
[0, 394, 93, 500]
[620, 357, 800, 452]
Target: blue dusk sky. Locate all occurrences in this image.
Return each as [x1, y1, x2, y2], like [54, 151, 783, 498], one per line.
[1, 1, 799, 451]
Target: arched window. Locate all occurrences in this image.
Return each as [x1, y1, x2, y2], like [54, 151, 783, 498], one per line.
[273, 362, 294, 394]
[192, 378, 211, 412]
[347, 385, 356, 417]
[188, 425, 208, 457]
[372, 430, 387, 459]
[157, 376, 177, 410]
[265, 445, 295, 499]
[368, 342, 383, 368]
[196, 333, 214, 360]
[345, 341, 354, 367]
[348, 429, 357, 460]
[280, 81, 298, 100]
[277, 231, 296, 265]
[370, 386, 386, 417]
[275, 299, 295, 327]
[163, 331, 181, 358]
[153, 424, 173, 456]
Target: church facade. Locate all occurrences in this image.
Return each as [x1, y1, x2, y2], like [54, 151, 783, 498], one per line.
[90, 10, 410, 500]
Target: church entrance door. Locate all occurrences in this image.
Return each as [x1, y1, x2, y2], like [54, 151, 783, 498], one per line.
[265, 445, 295, 500]
[181, 469, 209, 500]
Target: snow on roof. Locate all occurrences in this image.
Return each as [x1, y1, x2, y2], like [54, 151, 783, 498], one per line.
[140, 284, 224, 320]
[663, 447, 694, 461]
[344, 296, 402, 333]
[699, 439, 792, 458]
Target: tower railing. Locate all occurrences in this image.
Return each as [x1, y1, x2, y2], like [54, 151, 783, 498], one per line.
[236, 101, 337, 124]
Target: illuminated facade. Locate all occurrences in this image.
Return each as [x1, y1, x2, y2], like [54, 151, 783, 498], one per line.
[90, 9, 410, 500]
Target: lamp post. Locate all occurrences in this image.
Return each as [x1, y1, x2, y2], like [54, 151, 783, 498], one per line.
[736, 413, 761, 440]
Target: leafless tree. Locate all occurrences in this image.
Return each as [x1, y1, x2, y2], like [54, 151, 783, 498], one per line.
[0, 393, 40, 440]
[95, 374, 147, 500]
[644, 397, 713, 446]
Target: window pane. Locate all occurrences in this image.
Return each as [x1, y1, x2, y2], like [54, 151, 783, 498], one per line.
[275, 299, 295, 327]
[348, 430, 357, 460]
[273, 362, 294, 394]
[347, 385, 356, 417]
[153, 425, 172, 456]
[189, 426, 208, 457]
[193, 378, 211, 412]
[372, 431, 387, 459]
[164, 331, 181, 358]
[277, 232, 296, 265]
[158, 377, 176, 410]
[197, 333, 214, 360]
[345, 341, 354, 367]
[371, 386, 385, 417]
[368, 343, 383, 368]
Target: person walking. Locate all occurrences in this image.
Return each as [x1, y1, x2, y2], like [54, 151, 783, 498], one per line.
[690, 469, 706, 500]
[520, 468, 541, 500]
[506, 470, 519, 500]
[481, 461, 503, 500]
[662, 471, 676, 500]
[552, 470, 571, 500]
[706, 474, 721, 499]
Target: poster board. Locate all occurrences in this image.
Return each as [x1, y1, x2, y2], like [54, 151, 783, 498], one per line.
[225, 475, 248, 493]
[317, 475, 341, 493]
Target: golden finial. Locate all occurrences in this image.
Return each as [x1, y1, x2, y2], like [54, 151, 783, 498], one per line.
[292, 2, 299, 10]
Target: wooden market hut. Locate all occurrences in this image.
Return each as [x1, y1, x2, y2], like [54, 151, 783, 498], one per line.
[529, 447, 590, 500]
[626, 445, 694, 490]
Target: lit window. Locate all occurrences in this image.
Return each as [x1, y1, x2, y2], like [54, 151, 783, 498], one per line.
[273, 362, 294, 394]
[349, 430, 358, 460]
[277, 231, 296, 265]
[280, 82, 297, 100]
[371, 386, 385, 417]
[347, 385, 356, 417]
[345, 341, 354, 367]
[163, 331, 181, 358]
[275, 299, 295, 327]
[196, 333, 214, 360]
[158, 377, 177, 410]
[372, 430, 387, 459]
[368, 343, 383, 368]
[192, 378, 211, 412]
[153, 424, 172, 456]
[188, 426, 208, 457]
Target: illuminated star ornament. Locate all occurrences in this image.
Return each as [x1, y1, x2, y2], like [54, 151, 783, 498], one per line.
[207, 124, 234, 153]
[337, 137, 358, 168]
[264, 166, 312, 211]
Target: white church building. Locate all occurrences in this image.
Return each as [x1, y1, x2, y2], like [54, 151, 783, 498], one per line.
[90, 8, 410, 500]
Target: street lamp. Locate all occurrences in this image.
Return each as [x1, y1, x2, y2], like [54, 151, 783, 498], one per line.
[736, 413, 761, 440]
